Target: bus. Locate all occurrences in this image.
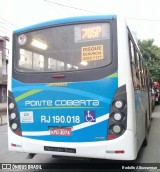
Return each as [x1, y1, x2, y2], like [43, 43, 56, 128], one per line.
[8, 14, 152, 160]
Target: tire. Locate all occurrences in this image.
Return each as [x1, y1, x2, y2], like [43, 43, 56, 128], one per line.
[142, 117, 148, 147]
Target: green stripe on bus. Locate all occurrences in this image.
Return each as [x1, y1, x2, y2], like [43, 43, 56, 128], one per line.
[107, 72, 118, 78]
[15, 90, 42, 102]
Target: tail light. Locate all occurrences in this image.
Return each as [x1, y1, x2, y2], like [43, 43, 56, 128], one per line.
[108, 85, 127, 140]
[8, 91, 22, 136]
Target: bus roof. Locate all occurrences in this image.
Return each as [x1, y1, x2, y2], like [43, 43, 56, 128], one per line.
[14, 14, 117, 34]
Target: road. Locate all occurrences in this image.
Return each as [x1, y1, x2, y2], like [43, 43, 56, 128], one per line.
[136, 104, 160, 163]
[0, 105, 160, 171]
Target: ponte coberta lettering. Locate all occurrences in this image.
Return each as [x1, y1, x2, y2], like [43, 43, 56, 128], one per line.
[25, 100, 99, 107]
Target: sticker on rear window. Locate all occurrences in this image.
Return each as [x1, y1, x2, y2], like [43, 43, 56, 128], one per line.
[18, 34, 27, 45]
[81, 45, 104, 62]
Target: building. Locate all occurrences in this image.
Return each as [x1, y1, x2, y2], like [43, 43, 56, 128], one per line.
[0, 36, 9, 103]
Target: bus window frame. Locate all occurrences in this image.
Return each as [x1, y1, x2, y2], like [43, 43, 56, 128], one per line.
[12, 19, 118, 83]
[15, 22, 112, 73]
[135, 50, 144, 90]
[128, 32, 141, 90]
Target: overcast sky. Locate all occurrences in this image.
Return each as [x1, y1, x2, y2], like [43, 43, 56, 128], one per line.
[1, 0, 160, 45]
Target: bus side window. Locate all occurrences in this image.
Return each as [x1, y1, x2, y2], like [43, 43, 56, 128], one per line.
[132, 63, 140, 89]
[129, 40, 135, 64]
[135, 51, 142, 90]
[141, 61, 146, 90]
[145, 70, 149, 90]
[137, 52, 145, 90]
[129, 38, 140, 90]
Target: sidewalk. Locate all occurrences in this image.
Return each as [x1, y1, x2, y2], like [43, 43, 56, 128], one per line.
[0, 103, 7, 125]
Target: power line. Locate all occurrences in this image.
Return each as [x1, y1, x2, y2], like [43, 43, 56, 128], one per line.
[44, 0, 99, 14]
[0, 29, 10, 35]
[0, 16, 18, 28]
[44, 0, 67, 16]
[127, 17, 160, 22]
[0, 25, 11, 31]
[0, 22, 16, 30]
[56, 0, 71, 15]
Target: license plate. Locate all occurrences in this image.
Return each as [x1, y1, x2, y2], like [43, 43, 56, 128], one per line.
[44, 146, 76, 153]
[50, 127, 71, 136]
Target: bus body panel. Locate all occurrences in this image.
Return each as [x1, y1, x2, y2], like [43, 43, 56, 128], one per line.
[8, 14, 151, 160]
[9, 129, 136, 160]
[8, 127, 23, 152]
[134, 90, 147, 151]
[117, 16, 137, 137]
[11, 76, 118, 143]
[116, 16, 151, 153]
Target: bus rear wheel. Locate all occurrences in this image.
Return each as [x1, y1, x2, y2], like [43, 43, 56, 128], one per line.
[142, 116, 148, 147]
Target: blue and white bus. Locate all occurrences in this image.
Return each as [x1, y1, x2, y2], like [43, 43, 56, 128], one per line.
[8, 14, 152, 160]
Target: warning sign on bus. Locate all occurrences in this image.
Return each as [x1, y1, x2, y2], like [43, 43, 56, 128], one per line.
[81, 45, 104, 62]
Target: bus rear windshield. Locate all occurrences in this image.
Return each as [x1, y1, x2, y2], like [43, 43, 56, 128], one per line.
[15, 22, 111, 73]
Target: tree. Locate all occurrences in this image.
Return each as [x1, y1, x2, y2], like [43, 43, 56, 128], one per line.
[138, 39, 160, 81]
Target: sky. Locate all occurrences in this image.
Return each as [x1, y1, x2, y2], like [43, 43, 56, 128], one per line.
[1, 0, 160, 45]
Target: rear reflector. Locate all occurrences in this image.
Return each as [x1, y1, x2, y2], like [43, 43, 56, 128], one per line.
[11, 143, 22, 147]
[106, 150, 125, 154]
[115, 150, 125, 154]
[15, 131, 22, 136]
[11, 143, 16, 147]
[108, 134, 117, 140]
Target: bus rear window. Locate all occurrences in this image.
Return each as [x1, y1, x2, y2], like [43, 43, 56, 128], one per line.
[15, 23, 111, 72]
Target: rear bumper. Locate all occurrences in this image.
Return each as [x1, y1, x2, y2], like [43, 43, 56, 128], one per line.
[8, 129, 137, 160]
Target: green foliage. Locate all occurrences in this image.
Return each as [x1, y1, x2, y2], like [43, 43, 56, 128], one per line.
[138, 39, 160, 81]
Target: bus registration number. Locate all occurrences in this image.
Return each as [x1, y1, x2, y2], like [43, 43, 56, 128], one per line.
[50, 127, 71, 136]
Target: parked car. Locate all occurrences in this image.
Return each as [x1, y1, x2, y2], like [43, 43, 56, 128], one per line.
[155, 88, 160, 105]
[151, 88, 156, 109]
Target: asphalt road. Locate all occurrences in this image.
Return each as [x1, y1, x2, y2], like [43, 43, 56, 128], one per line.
[0, 105, 160, 171]
[136, 104, 160, 163]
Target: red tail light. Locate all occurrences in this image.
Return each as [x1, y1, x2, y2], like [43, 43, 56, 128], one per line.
[108, 134, 117, 140]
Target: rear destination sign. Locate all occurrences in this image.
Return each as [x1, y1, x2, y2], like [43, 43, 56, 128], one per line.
[81, 45, 104, 62]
